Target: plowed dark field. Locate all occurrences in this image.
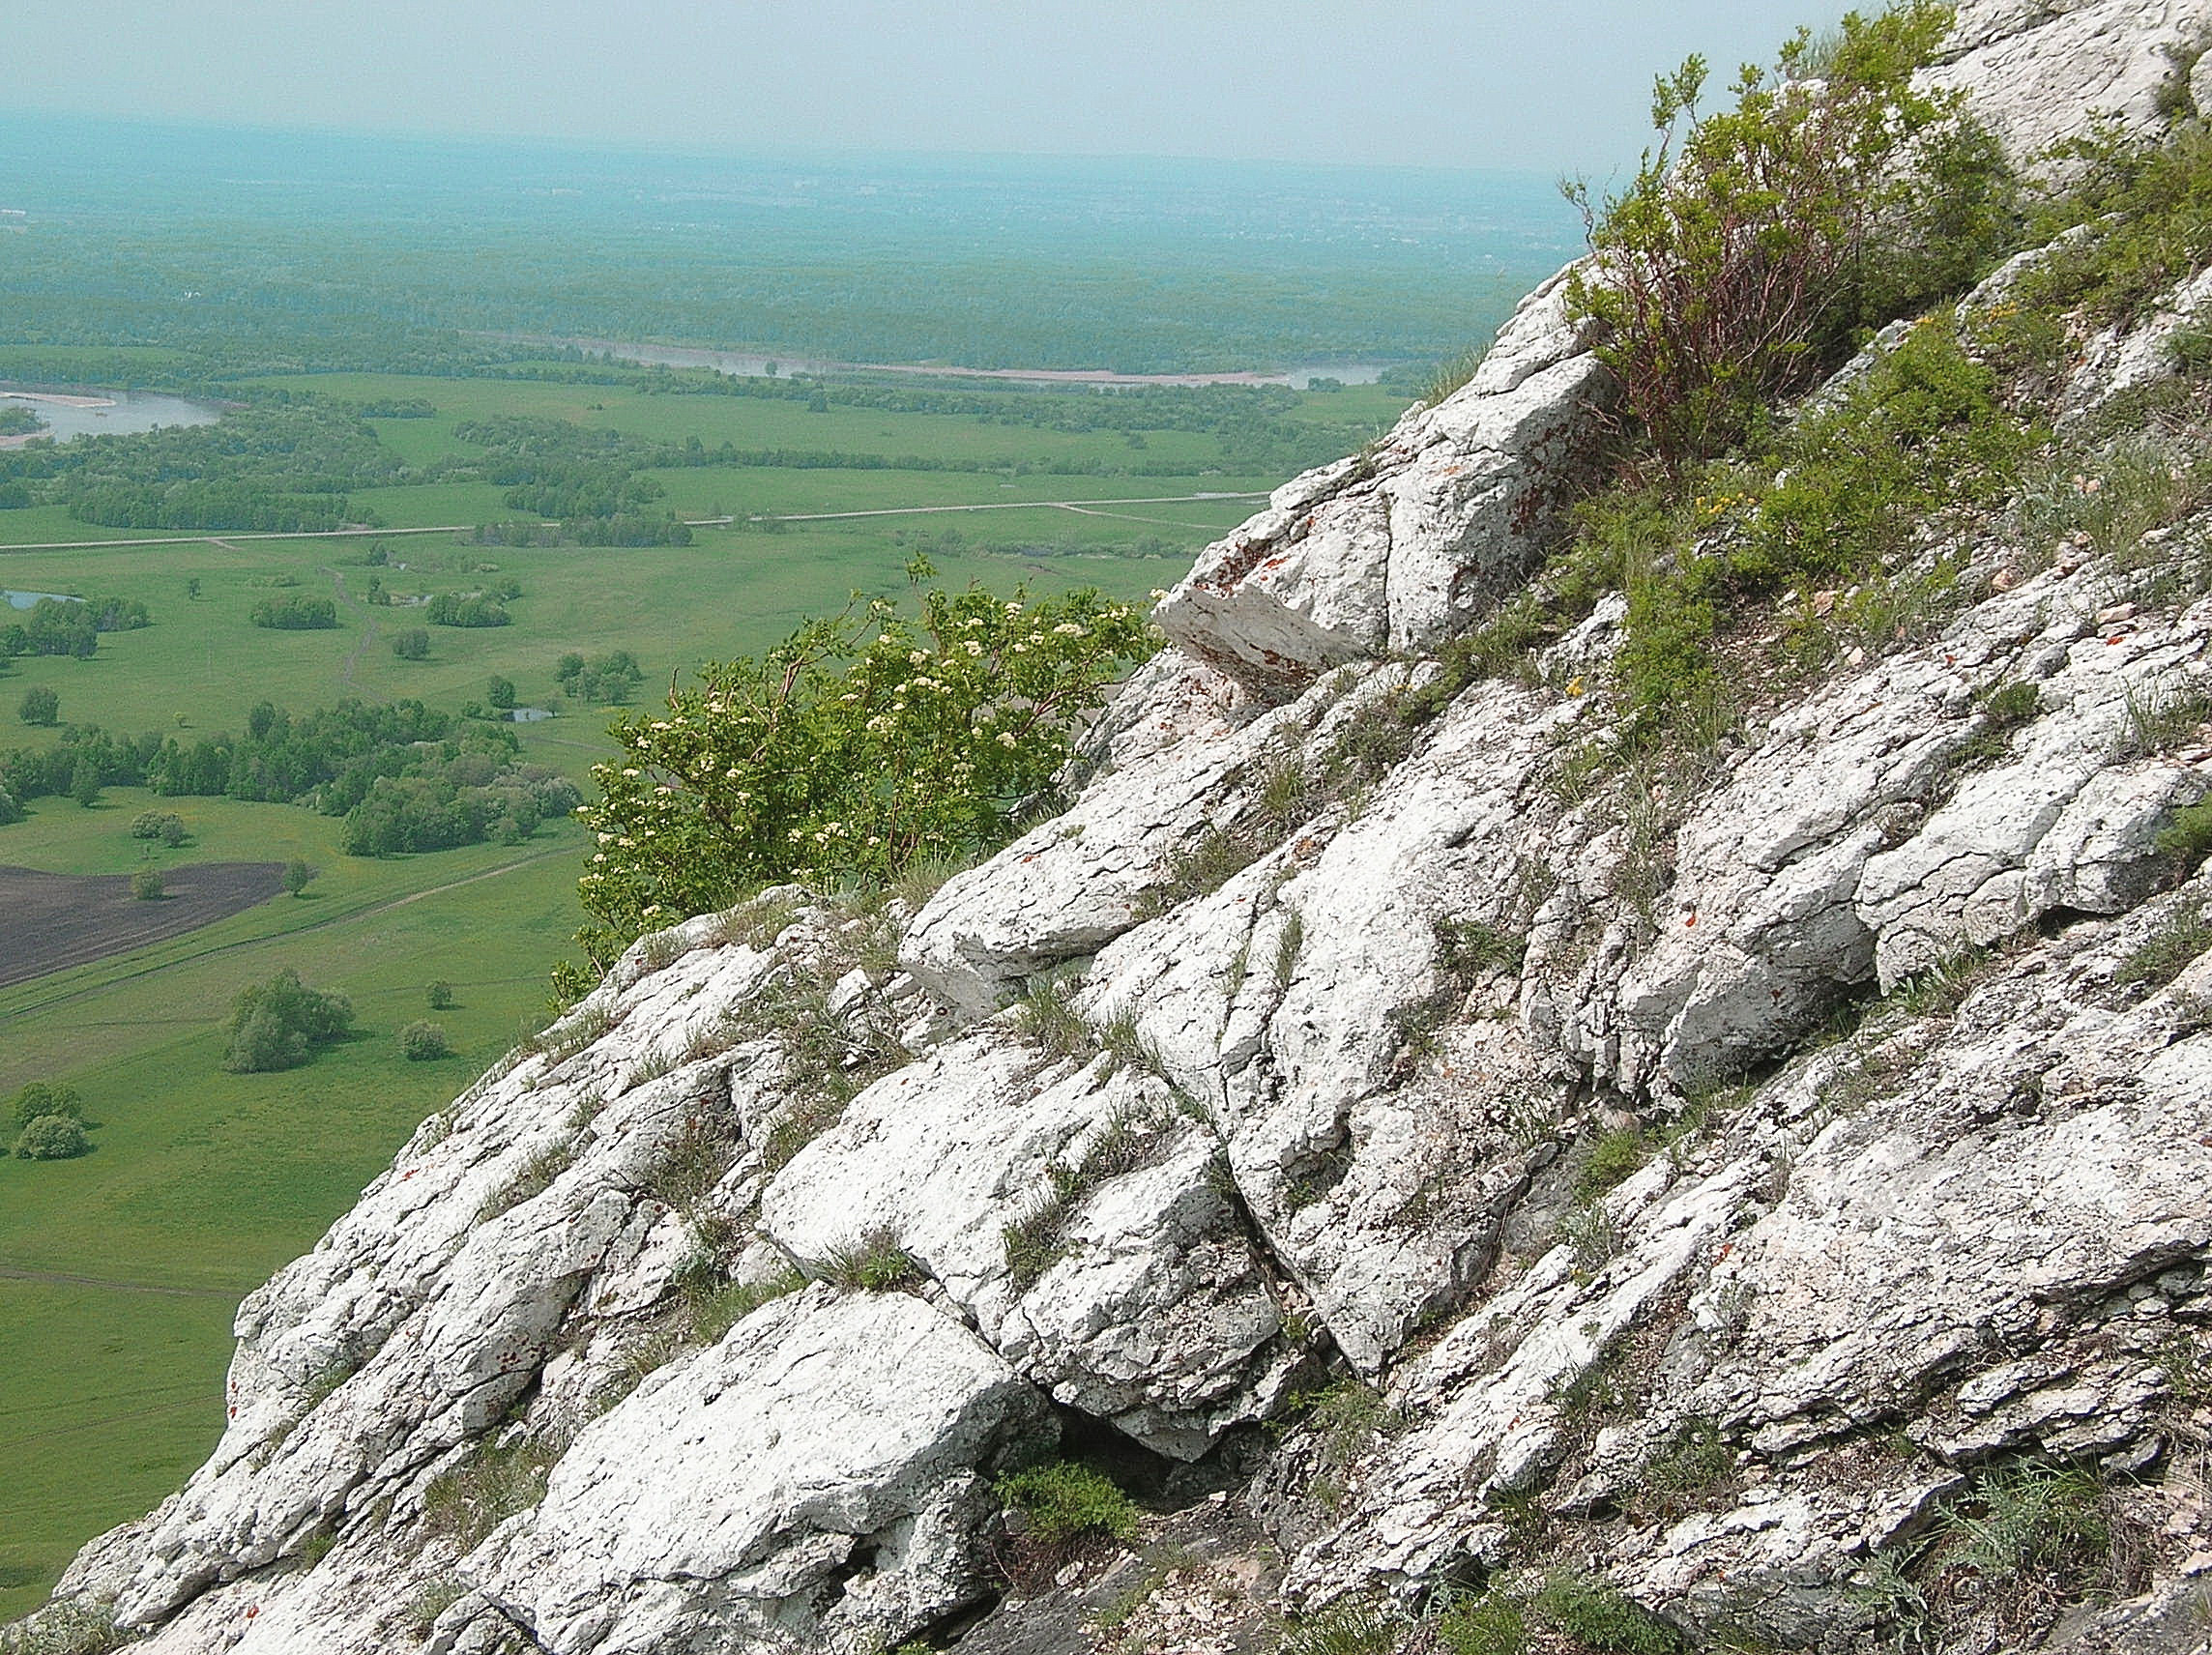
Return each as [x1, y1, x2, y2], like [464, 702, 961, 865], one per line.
[0, 862, 287, 988]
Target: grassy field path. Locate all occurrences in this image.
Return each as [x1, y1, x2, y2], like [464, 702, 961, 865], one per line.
[0, 1267, 240, 1299]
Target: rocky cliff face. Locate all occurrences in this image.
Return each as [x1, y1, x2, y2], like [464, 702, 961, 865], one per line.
[20, 5, 2212, 1653]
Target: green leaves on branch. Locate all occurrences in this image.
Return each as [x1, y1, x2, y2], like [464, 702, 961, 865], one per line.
[1566, 3, 2016, 471]
[575, 569, 1154, 958]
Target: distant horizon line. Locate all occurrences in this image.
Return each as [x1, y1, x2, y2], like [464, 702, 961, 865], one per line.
[0, 103, 1579, 187]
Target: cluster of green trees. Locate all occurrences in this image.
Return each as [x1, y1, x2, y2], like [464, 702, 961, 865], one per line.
[350, 395, 437, 418]
[0, 405, 44, 437]
[0, 403, 399, 533]
[425, 593, 510, 627]
[339, 753, 579, 855]
[213, 969, 454, 1070]
[0, 697, 577, 855]
[554, 650, 643, 704]
[17, 685, 57, 726]
[451, 416, 694, 544]
[223, 970, 353, 1072]
[468, 515, 693, 548]
[145, 698, 458, 802]
[10, 1083, 92, 1160]
[130, 808, 189, 846]
[249, 595, 339, 629]
[0, 595, 149, 661]
[0, 725, 154, 810]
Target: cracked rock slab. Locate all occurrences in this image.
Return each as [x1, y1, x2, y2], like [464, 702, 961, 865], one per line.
[473, 1287, 1051, 1655]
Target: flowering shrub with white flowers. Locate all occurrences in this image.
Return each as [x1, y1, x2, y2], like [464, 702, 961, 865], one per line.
[570, 567, 1153, 969]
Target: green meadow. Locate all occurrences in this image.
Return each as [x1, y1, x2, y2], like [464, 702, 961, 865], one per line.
[0, 363, 1414, 1615]
[0, 789, 587, 1620]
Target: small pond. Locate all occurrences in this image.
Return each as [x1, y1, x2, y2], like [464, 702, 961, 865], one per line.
[2, 590, 84, 610]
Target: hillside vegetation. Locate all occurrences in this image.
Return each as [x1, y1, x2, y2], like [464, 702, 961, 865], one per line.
[17, 6, 2212, 1655]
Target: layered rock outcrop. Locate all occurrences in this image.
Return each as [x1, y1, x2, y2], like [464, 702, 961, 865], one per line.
[17, 4, 2212, 1652]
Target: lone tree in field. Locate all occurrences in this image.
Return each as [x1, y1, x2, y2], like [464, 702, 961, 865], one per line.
[131, 810, 188, 845]
[221, 969, 354, 1074]
[425, 980, 455, 1010]
[486, 676, 516, 711]
[15, 1114, 91, 1160]
[283, 858, 316, 898]
[17, 685, 57, 727]
[130, 865, 164, 901]
[393, 627, 431, 661]
[399, 1020, 451, 1061]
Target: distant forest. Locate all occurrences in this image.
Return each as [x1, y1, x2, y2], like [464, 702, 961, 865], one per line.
[0, 377, 1402, 537]
[0, 115, 1578, 383]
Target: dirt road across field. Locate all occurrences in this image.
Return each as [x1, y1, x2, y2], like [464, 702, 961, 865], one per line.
[0, 862, 288, 989]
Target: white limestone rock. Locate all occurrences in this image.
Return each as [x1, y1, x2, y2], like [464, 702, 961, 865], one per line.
[899, 660, 1404, 1018]
[1288, 893, 2212, 1616]
[30, 9, 2212, 1649]
[473, 1288, 1051, 1655]
[1078, 674, 1586, 1372]
[760, 1034, 1290, 1460]
[1930, 0, 2212, 162]
[1153, 268, 1615, 692]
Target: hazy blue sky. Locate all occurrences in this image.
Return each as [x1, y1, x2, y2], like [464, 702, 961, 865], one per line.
[15, 1, 1846, 173]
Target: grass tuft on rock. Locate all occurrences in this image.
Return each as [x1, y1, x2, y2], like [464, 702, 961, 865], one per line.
[420, 1437, 555, 1549]
[996, 1461, 1138, 1548]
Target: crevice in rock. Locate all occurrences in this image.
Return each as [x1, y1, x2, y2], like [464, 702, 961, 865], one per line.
[2035, 902, 2102, 938]
[472, 1593, 556, 1654]
[813, 1537, 882, 1610]
[909, 1590, 1005, 1651]
[1043, 1403, 1267, 1513]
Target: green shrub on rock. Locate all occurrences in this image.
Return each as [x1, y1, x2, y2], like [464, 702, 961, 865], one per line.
[1528, 1573, 1681, 1654]
[0, 1599, 130, 1652]
[573, 566, 1151, 968]
[1565, 2, 2007, 472]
